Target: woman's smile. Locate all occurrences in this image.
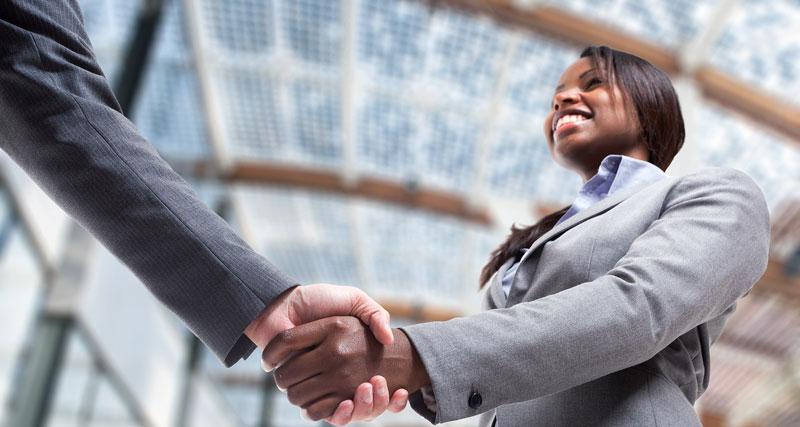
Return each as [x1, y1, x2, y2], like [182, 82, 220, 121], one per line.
[554, 116, 592, 140]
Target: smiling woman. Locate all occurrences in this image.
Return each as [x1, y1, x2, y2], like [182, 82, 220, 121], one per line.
[545, 46, 684, 182]
[267, 45, 770, 427]
[480, 45, 685, 289]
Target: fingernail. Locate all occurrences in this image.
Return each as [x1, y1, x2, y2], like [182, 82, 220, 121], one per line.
[377, 386, 388, 397]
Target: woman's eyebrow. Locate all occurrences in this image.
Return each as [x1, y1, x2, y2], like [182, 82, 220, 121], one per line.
[554, 68, 598, 94]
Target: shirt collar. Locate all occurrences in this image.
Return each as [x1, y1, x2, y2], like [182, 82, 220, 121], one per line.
[581, 154, 666, 199]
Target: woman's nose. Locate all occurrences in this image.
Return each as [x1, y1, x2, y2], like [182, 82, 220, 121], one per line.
[553, 89, 579, 110]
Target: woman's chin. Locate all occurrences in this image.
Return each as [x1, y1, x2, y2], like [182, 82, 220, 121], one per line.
[553, 135, 591, 156]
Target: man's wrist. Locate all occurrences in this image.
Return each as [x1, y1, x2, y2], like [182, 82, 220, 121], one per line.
[244, 285, 298, 348]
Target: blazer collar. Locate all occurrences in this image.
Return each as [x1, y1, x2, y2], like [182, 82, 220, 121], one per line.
[518, 176, 672, 265]
[505, 178, 670, 306]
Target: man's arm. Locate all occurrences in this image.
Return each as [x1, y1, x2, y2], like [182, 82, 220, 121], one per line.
[0, 0, 392, 366]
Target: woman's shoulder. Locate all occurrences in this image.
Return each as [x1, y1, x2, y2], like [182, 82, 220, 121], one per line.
[664, 166, 769, 219]
[669, 166, 763, 195]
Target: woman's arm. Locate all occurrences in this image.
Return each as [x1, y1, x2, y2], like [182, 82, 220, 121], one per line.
[399, 167, 770, 423]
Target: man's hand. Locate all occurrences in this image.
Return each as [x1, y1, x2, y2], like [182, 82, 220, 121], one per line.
[244, 283, 393, 353]
[261, 316, 430, 421]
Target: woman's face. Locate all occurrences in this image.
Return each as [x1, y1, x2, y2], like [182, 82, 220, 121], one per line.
[543, 57, 648, 182]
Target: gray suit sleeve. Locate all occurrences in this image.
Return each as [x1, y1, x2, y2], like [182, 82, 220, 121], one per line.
[0, 0, 296, 366]
[401, 168, 771, 423]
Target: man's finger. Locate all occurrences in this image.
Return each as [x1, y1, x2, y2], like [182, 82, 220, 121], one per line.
[366, 309, 394, 346]
[262, 322, 327, 371]
[350, 291, 393, 346]
[291, 285, 394, 346]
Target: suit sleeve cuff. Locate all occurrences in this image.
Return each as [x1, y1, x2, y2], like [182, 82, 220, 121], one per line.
[224, 334, 258, 366]
[409, 390, 438, 424]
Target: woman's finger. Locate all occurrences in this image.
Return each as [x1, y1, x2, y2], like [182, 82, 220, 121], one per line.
[302, 394, 343, 421]
[272, 348, 321, 391]
[325, 400, 354, 426]
[285, 374, 332, 408]
[388, 388, 409, 413]
[368, 376, 390, 419]
[349, 382, 374, 421]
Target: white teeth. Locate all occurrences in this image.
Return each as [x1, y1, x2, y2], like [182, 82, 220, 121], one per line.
[555, 114, 590, 131]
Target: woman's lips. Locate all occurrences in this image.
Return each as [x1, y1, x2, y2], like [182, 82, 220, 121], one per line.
[554, 118, 590, 140]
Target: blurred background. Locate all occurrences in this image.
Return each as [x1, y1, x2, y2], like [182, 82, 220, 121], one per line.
[0, 0, 799, 426]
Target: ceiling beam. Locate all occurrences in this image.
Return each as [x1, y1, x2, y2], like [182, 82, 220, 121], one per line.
[753, 260, 800, 302]
[695, 67, 800, 144]
[227, 161, 493, 225]
[430, 0, 680, 74]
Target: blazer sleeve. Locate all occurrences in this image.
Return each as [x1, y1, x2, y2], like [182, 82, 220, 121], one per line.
[400, 167, 771, 423]
[0, 0, 296, 366]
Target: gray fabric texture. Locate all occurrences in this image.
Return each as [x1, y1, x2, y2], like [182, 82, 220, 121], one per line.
[401, 167, 770, 426]
[0, 0, 297, 367]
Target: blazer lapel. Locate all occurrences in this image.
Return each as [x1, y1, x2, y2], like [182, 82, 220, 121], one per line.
[486, 258, 514, 309]
[506, 178, 670, 306]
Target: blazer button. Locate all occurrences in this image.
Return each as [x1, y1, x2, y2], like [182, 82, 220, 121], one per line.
[468, 391, 482, 409]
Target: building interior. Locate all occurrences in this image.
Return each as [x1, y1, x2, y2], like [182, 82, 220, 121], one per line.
[0, 0, 798, 426]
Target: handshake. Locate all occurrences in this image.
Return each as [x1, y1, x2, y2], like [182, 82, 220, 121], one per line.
[244, 283, 431, 425]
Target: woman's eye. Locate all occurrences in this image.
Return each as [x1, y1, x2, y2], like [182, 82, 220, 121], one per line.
[585, 77, 602, 89]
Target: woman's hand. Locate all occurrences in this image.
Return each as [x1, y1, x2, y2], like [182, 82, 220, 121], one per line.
[262, 316, 429, 421]
[324, 376, 409, 425]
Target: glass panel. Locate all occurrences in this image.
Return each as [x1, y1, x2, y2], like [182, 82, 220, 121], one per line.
[46, 332, 141, 427]
[426, 8, 509, 103]
[542, 0, 718, 48]
[234, 187, 359, 287]
[709, 0, 800, 108]
[76, 245, 187, 427]
[133, 0, 209, 161]
[215, 68, 286, 160]
[78, 0, 143, 84]
[200, 0, 276, 56]
[694, 102, 800, 211]
[280, 0, 342, 66]
[358, 0, 430, 82]
[0, 220, 43, 424]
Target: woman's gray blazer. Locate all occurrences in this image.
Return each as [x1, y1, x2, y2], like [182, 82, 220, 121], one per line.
[401, 167, 771, 426]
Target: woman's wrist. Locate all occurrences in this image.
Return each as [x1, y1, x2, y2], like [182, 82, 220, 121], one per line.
[388, 328, 430, 393]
